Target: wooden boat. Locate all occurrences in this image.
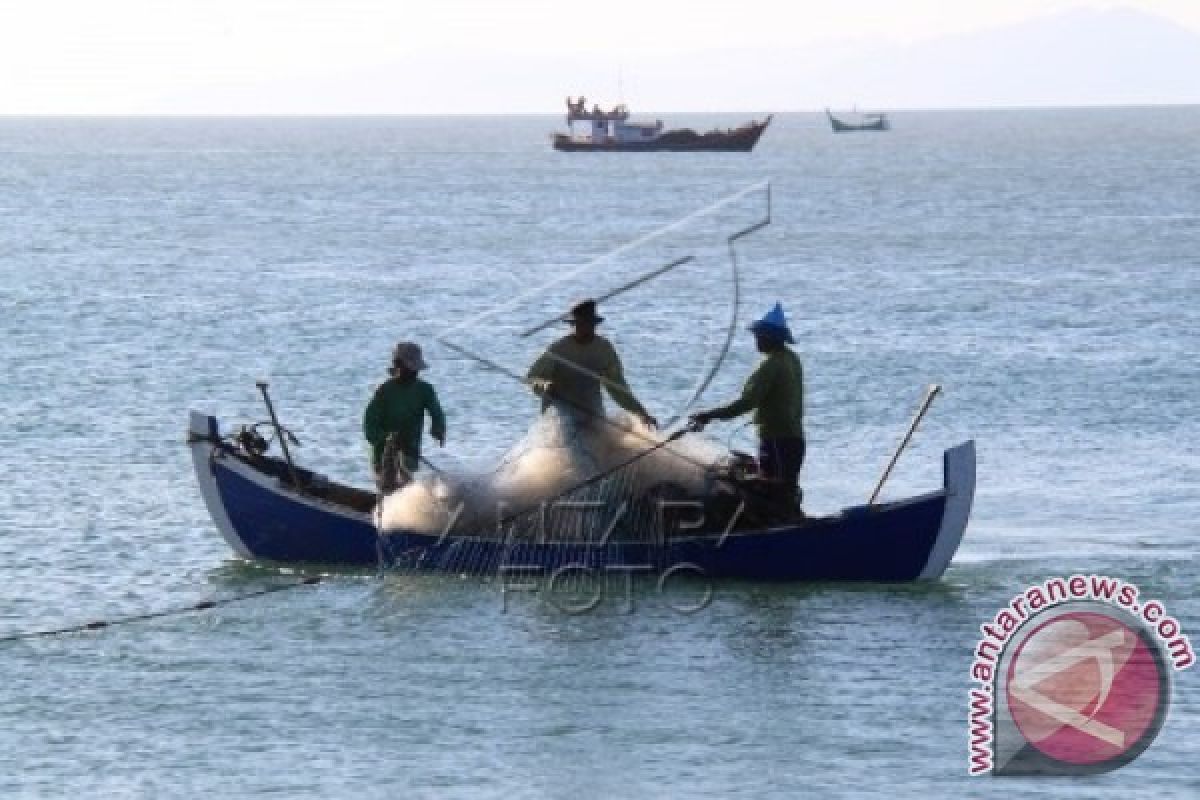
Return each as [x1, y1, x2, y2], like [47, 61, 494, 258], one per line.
[188, 411, 975, 581]
[552, 96, 771, 152]
[826, 109, 890, 133]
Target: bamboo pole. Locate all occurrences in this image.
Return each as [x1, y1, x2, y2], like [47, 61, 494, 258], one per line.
[868, 384, 941, 506]
[256, 381, 303, 493]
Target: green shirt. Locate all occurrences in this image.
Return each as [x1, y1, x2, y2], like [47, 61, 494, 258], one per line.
[711, 348, 804, 439]
[526, 334, 647, 420]
[362, 377, 446, 470]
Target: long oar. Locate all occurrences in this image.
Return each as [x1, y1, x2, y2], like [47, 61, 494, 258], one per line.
[519, 255, 695, 338]
[665, 181, 771, 428]
[256, 380, 303, 492]
[867, 383, 941, 506]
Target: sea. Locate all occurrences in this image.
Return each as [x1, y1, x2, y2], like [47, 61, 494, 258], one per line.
[0, 109, 1196, 798]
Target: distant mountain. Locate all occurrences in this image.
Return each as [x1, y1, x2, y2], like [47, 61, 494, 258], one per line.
[636, 6, 1200, 110]
[804, 6, 1200, 109]
[156, 6, 1200, 113]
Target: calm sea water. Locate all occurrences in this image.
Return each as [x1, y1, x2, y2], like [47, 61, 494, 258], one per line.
[1, 109, 1196, 797]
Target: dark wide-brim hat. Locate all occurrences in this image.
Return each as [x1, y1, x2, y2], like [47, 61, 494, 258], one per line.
[390, 341, 429, 372]
[565, 299, 604, 325]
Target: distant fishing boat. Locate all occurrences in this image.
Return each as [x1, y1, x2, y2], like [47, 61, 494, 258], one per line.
[553, 96, 772, 152]
[826, 108, 891, 133]
[187, 411, 975, 581]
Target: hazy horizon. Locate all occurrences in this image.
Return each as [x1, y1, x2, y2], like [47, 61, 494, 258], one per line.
[4, 1, 1200, 114]
[3, 103, 1200, 118]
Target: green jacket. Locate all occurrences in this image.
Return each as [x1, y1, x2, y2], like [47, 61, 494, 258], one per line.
[710, 348, 804, 439]
[363, 377, 446, 471]
[526, 334, 647, 420]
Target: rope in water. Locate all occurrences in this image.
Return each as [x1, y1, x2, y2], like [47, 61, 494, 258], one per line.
[0, 576, 322, 644]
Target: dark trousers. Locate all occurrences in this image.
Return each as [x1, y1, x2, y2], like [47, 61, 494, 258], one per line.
[759, 436, 806, 507]
[377, 436, 418, 494]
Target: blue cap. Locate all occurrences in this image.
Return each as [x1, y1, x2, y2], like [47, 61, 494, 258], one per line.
[749, 302, 795, 344]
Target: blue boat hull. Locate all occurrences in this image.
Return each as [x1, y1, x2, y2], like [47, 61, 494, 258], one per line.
[189, 412, 975, 581]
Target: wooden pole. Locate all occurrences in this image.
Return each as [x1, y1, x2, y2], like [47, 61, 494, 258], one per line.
[868, 384, 941, 506]
[256, 380, 303, 492]
[518, 255, 695, 338]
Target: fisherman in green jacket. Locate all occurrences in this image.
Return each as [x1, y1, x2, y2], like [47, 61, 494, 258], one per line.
[363, 341, 446, 487]
[526, 299, 657, 428]
[691, 303, 805, 512]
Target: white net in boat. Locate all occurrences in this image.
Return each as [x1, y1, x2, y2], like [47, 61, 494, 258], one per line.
[379, 405, 730, 552]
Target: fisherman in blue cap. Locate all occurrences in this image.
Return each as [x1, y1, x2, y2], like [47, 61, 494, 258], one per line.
[690, 303, 805, 513]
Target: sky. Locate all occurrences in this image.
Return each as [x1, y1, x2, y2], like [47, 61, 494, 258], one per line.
[1, 0, 1199, 113]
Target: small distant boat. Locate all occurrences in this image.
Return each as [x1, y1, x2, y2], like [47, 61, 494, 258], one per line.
[553, 96, 772, 152]
[826, 108, 890, 133]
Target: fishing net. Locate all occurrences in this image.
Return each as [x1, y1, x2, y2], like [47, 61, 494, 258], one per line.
[373, 183, 775, 582]
[377, 405, 733, 576]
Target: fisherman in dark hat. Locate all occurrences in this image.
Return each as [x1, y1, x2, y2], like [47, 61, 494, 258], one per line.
[690, 303, 804, 513]
[526, 299, 657, 428]
[363, 341, 446, 487]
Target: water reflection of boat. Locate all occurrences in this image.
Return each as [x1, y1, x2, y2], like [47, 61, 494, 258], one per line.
[553, 96, 772, 152]
[826, 108, 891, 132]
[187, 411, 975, 581]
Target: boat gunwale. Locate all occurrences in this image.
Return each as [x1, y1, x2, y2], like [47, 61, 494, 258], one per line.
[192, 412, 963, 546]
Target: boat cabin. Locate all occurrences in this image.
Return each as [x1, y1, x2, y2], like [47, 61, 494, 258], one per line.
[564, 96, 663, 145]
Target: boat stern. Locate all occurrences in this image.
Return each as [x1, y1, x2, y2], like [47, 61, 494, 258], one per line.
[917, 440, 976, 579]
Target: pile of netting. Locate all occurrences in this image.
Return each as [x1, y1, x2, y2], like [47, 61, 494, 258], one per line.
[377, 407, 733, 572]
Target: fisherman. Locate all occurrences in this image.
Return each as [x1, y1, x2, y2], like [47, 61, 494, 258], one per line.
[526, 299, 657, 429]
[690, 303, 804, 513]
[363, 341, 446, 488]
